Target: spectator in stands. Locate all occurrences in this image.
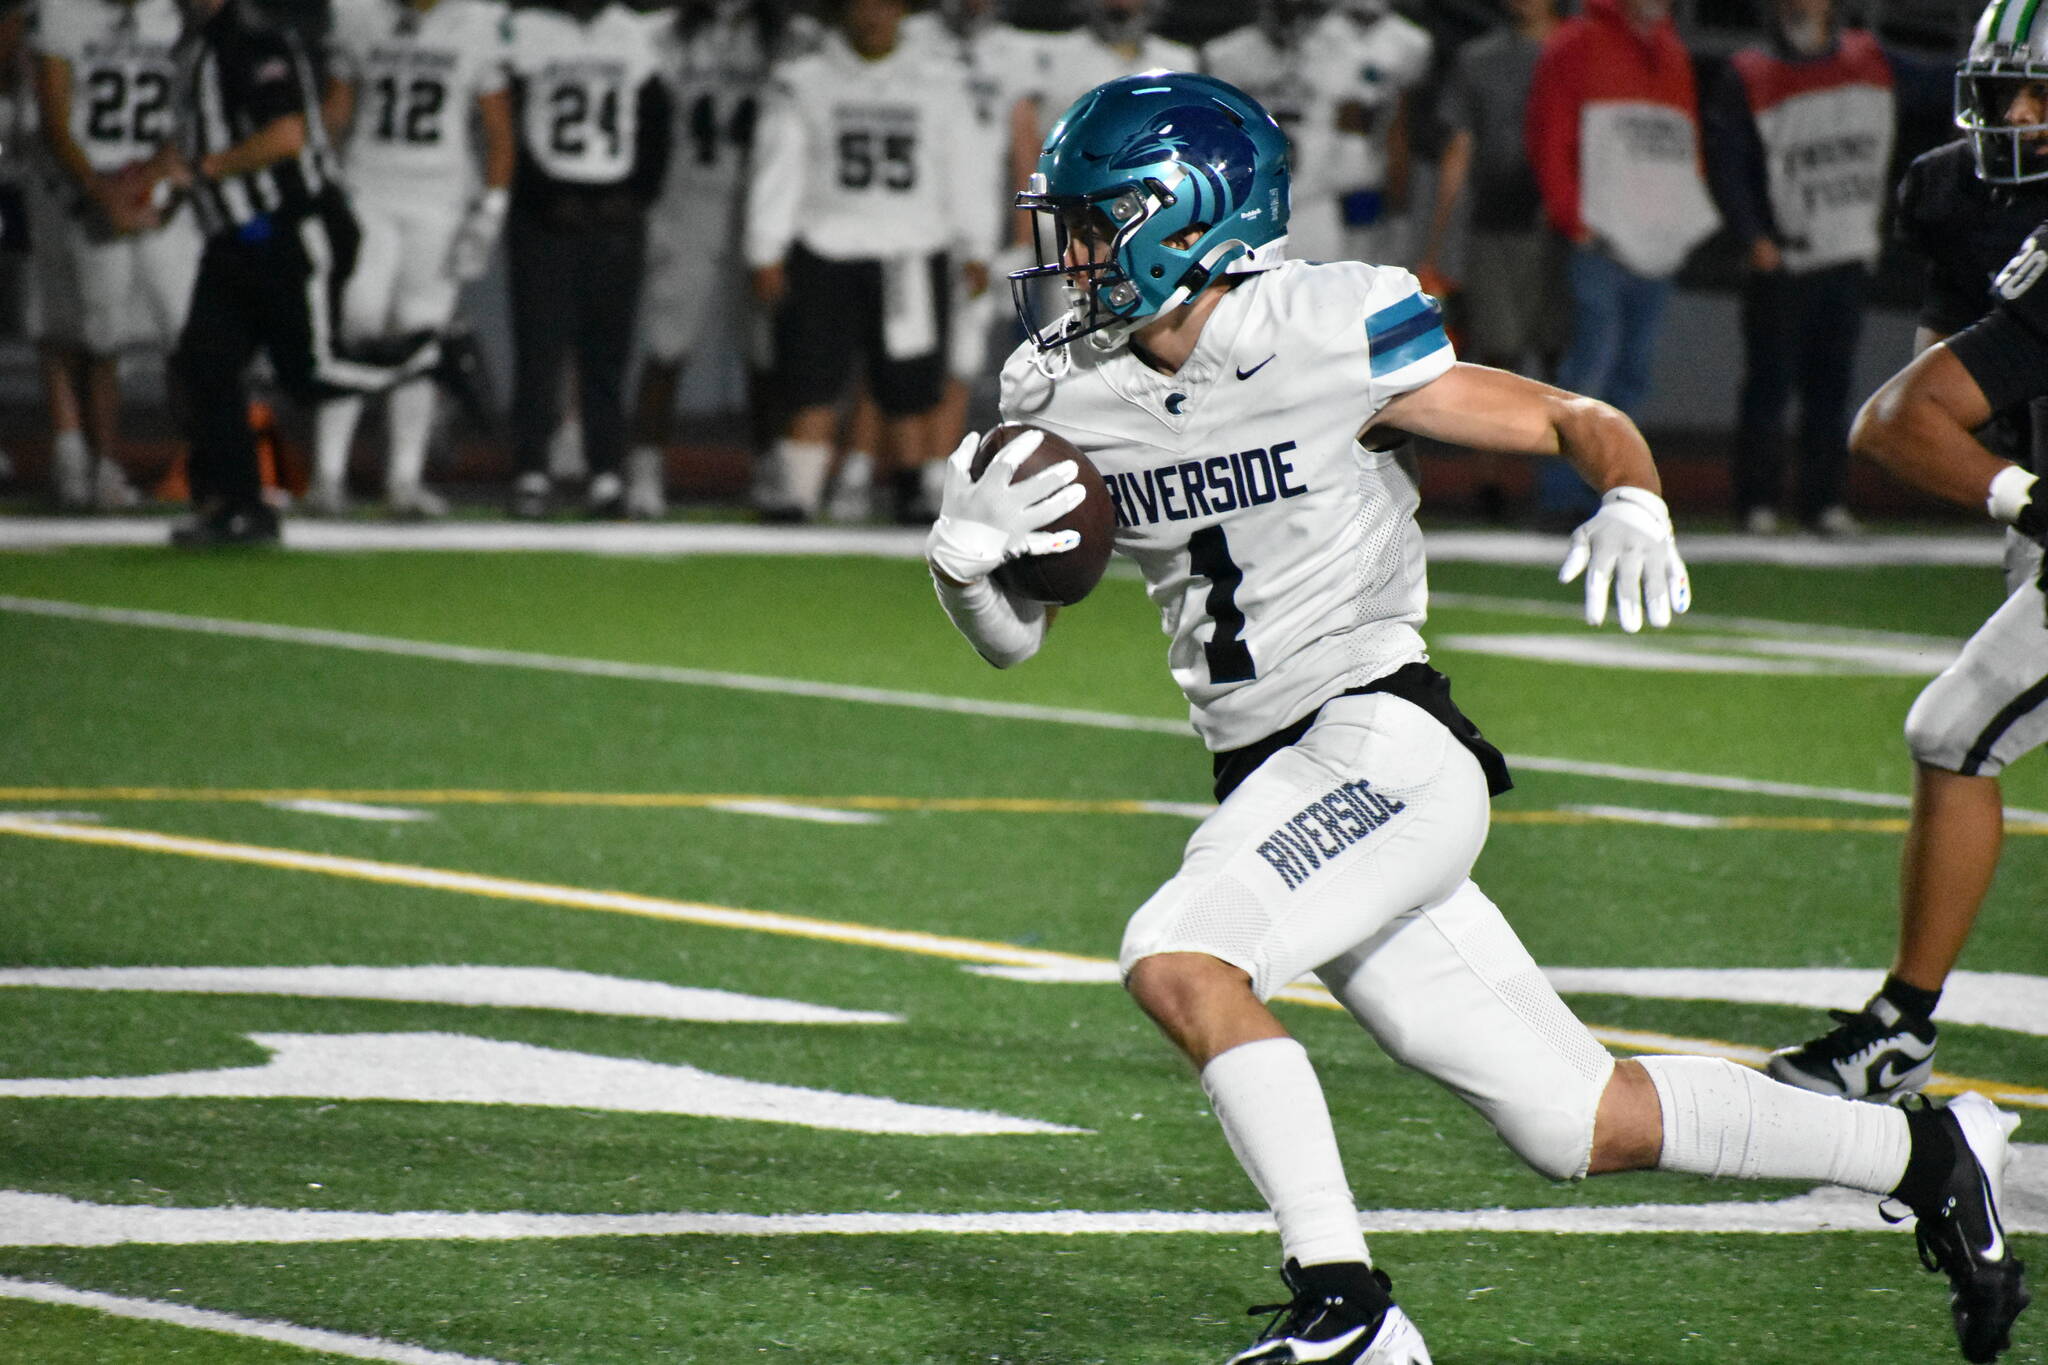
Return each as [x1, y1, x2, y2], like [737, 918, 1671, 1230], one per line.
[1527, 0, 1719, 526]
[1704, 0, 1926, 538]
[504, 0, 671, 520]
[1416, 0, 1564, 521]
[628, 0, 813, 522]
[1329, 0, 1431, 267]
[31, 0, 196, 513]
[314, 0, 516, 520]
[744, 0, 995, 523]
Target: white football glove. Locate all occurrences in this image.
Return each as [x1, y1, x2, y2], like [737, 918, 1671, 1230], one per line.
[924, 429, 1085, 584]
[1558, 486, 1692, 633]
[445, 188, 509, 283]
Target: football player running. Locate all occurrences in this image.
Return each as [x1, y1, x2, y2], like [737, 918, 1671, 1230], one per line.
[315, 0, 515, 518]
[1768, 0, 2048, 1106]
[927, 73, 2030, 1364]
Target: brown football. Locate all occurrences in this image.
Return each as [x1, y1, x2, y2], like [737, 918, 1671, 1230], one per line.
[968, 424, 1116, 606]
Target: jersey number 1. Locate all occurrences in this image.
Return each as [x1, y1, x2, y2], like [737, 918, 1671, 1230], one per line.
[1190, 525, 1256, 683]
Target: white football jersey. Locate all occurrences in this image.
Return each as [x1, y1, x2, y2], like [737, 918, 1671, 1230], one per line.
[899, 13, 1049, 253]
[328, 0, 510, 197]
[664, 4, 814, 203]
[29, 0, 183, 174]
[1035, 29, 1199, 123]
[999, 260, 1454, 751]
[1201, 17, 1364, 205]
[743, 30, 997, 266]
[506, 3, 670, 185]
[1324, 11, 1431, 192]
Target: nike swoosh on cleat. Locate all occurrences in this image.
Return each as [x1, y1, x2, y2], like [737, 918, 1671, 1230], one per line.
[1975, 1165, 2007, 1261]
[1872, 1057, 1920, 1094]
[1236, 355, 1276, 381]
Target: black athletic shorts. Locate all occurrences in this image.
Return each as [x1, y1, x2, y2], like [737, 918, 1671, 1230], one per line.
[771, 243, 949, 417]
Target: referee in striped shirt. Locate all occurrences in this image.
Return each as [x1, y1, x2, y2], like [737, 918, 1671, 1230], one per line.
[143, 0, 444, 546]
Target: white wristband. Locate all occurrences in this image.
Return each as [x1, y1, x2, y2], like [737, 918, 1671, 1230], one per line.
[1987, 464, 2038, 526]
[930, 569, 1045, 668]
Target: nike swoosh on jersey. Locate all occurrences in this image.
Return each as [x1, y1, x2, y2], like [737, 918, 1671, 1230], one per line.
[1236, 355, 1276, 381]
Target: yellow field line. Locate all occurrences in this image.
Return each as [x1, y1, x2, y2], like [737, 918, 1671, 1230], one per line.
[3, 814, 2044, 1110]
[5, 787, 2048, 834]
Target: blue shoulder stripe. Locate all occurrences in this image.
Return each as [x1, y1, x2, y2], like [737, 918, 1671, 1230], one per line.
[1366, 293, 1448, 376]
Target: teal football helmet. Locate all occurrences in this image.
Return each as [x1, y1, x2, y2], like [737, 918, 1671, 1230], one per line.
[1011, 71, 1291, 352]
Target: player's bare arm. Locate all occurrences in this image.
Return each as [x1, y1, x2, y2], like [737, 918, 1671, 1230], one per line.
[1851, 344, 2014, 512]
[1368, 360, 1660, 494]
[1374, 362, 1690, 632]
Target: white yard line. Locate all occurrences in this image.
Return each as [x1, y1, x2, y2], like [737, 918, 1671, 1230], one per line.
[267, 800, 434, 823]
[705, 799, 887, 825]
[0, 520, 2008, 564]
[0, 1275, 514, 1364]
[3, 595, 2002, 816]
[4, 1174, 2046, 1245]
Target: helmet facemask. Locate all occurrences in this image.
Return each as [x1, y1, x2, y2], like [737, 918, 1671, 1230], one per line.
[1957, 69, 2048, 183]
[1012, 179, 1175, 353]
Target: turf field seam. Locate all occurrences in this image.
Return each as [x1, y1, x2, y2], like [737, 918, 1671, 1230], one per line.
[8, 594, 2036, 817]
[0, 1275, 514, 1363]
[2, 814, 2041, 1108]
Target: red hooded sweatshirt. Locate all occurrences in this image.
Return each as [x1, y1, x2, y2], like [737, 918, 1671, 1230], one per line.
[1525, 0, 1719, 275]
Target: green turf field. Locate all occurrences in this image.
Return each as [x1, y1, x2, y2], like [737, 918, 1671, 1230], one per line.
[1, 545, 2043, 1364]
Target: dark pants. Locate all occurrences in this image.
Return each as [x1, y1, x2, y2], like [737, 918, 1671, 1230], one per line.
[1733, 262, 1868, 521]
[508, 214, 646, 478]
[176, 195, 435, 506]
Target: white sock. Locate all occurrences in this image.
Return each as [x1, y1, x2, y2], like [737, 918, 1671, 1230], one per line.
[1201, 1037, 1370, 1268]
[779, 439, 831, 517]
[314, 397, 363, 492]
[1640, 1055, 1910, 1194]
[383, 379, 435, 497]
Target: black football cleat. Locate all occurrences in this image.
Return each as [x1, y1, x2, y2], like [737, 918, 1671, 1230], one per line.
[169, 499, 280, 549]
[1768, 997, 1937, 1102]
[1227, 1260, 1431, 1364]
[427, 326, 500, 437]
[1891, 1092, 2029, 1362]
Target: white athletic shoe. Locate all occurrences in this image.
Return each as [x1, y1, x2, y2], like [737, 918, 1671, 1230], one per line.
[825, 450, 874, 523]
[51, 435, 92, 509]
[1812, 504, 1866, 539]
[303, 481, 351, 518]
[625, 448, 667, 520]
[385, 485, 449, 520]
[1741, 506, 1780, 535]
[92, 459, 142, 509]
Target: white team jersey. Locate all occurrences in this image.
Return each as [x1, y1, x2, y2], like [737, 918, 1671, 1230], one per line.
[328, 0, 510, 197]
[665, 5, 813, 200]
[506, 3, 669, 185]
[1201, 18, 1362, 205]
[999, 260, 1455, 750]
[29, 0, 183, 175]
[743, 30, 996, 266]
[1325, 11, 1431, 192]
[899, 13, 1049, 253]
[1035, 29, 1199, 123]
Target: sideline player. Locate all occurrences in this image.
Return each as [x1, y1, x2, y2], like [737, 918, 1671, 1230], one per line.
[1770, 1, 2048, 1101]
[504, 0, 671, 520]
[315, 0, 515, 518]
[928, 72, 2029, 1363]
[627, 0, 812, 521]
[30, 0, 198, 511]
[744, 0, 994, 523]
